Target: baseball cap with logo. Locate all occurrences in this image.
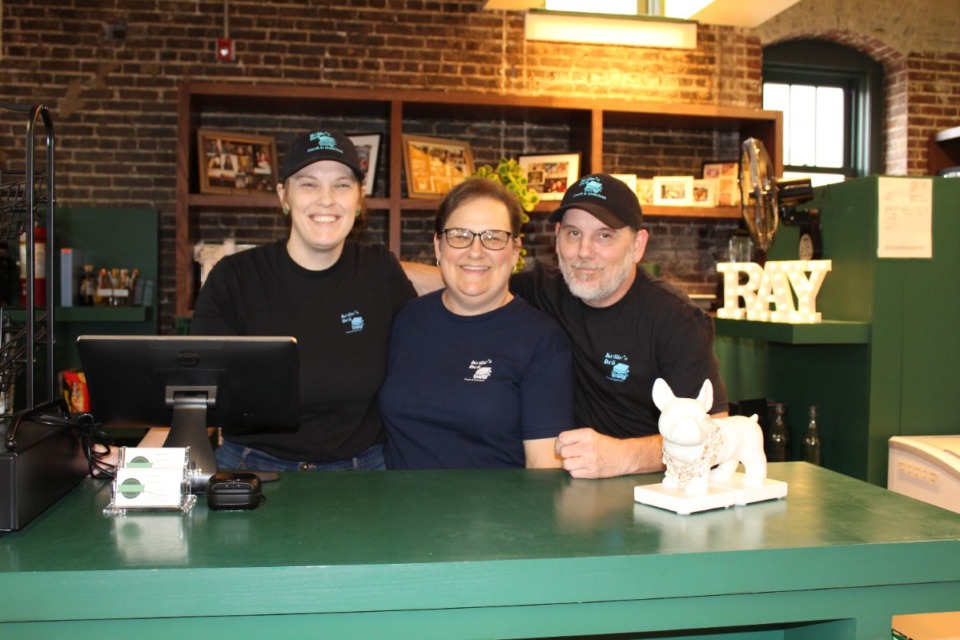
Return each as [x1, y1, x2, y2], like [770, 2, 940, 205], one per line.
[279, 129, 364, 183]
[547, 173, 643, 230]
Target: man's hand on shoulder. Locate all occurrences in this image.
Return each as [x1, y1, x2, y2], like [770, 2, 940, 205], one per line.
[555, 428, 665, 479]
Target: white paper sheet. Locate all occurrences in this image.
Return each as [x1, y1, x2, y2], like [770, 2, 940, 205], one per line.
[877, 177, 933, 258]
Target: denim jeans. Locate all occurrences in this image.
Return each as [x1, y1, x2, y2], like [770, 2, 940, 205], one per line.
[215, 439, 386, 472]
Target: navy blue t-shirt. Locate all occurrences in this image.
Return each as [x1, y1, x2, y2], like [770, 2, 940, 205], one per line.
[379, 291, 574, 469]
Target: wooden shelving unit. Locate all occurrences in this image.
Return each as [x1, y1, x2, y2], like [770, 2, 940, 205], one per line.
[928, 125, 960, 175]
[175, 81, 782, 317]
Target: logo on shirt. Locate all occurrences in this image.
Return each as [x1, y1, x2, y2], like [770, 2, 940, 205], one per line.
[604, 352, 630, 382]
[465, 359, 493, 382]
[341, 310, 364, 334]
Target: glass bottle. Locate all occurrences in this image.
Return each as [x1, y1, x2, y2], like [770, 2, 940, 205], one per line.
[128, 268, 140, 305]
[767, 402, 789, 462]
[117, 268, 131, 306]
[79, 265, 96, 306]
[109, 268, 121, 306]
[93, 268, 110, 306]
[728, 229, 754, 263]
[803, 405, 822, 465]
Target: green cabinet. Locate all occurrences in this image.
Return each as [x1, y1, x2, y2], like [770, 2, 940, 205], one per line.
[52, 207, 158, 371]
[716, 176, 960, 485]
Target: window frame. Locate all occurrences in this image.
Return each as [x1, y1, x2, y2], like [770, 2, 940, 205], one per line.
[763, 40, 883, 181]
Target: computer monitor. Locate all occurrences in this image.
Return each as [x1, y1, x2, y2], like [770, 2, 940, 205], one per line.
[76, 335, 299, 491]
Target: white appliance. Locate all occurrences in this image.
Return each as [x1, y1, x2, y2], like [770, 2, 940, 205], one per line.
[888, 435, 960, 514]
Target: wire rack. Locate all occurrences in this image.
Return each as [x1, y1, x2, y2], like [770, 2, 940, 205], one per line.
[0, 310, 48, 400]
[0, 172, 50, 411]
[0, 101, 56, 414]
[0, 171, 47, 241]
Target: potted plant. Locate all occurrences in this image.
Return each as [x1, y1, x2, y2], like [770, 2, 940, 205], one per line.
[473, 158, 539, 271]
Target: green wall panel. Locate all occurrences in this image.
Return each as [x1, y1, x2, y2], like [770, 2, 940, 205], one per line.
[715, 176, 960, 485]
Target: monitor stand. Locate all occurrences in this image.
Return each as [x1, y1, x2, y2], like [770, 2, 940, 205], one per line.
[162, 385, 218, 493]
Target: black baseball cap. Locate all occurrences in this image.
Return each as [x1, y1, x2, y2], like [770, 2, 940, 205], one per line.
[547, 173, 643, 230]
[279, 129, 364, 183]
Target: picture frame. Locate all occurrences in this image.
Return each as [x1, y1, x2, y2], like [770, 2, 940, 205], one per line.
[348, 133, 382, 196]
[652, 175, 695, 206]
[701, 160, 741, 207]
[197, 129, 278, 195]
[611, 173, 638, 194]
[691, 178, 719, 207]
[518, 153, 581, 201]
[402, 134, 475, 198]
[636, 179, 654, 206]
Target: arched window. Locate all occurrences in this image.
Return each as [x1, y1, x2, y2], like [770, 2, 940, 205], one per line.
[763, 40, 883, 185]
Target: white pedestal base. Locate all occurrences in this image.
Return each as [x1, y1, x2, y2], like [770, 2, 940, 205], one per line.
[634, 473, 788, 515]
[714, 473, 789, 506]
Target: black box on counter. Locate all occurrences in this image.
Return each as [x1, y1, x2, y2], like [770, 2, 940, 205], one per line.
[1, 412, 88, 532]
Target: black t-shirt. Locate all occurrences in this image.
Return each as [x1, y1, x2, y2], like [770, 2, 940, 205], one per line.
[191, 240, 417, 461]
[511, 263, 727, 439]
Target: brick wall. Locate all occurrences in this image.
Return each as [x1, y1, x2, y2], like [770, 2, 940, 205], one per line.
[1, 0, 957, 332]
[755, 0, 960, 175]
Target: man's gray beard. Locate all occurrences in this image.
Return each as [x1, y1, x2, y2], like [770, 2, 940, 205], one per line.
[558, 247, 637, 305]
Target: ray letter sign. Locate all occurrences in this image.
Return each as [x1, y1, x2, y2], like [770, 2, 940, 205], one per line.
[716, 260, 832, 323]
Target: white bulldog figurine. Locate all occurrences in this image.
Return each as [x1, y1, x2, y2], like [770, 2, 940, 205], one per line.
[652, 378, 768, 496]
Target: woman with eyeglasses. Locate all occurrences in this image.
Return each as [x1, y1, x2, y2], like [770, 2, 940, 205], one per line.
[379, 178, 574, 469]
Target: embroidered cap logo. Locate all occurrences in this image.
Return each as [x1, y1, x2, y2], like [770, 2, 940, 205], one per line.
[578, 176, 605, 198]
[310, 131, 344, 155]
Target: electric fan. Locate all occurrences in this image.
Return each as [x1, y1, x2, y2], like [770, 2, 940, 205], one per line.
[739, 138, 818, 262]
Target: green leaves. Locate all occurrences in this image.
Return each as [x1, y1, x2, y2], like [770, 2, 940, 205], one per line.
[474, 158, 539, 214]
[472, 157, 539, 271]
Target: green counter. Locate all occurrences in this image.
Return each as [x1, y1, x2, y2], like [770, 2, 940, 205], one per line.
[2, 463, 959, 639]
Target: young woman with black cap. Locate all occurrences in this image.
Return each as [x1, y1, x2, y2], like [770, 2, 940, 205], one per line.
[191, 129, 416, 472]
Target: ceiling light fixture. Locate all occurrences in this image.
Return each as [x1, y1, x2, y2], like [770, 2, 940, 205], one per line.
[485, 0, 803, 29]
[524, 9, 697, 49]
[544, 0, 637, 14]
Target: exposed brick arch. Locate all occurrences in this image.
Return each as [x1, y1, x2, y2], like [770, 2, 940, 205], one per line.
[773, 29, 904, 67]
[763, 30, 911, 174]
[808, 30, 960, 176]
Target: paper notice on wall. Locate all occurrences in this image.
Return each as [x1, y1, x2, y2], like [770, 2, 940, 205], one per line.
[877, 177, 933, 258]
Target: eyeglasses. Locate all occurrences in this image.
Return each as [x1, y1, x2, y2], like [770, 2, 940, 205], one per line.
[441, 228, 513, 251]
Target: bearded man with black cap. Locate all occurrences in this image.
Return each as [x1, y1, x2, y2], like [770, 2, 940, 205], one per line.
[509, 173, 728, 478]
[192, 129, 416, 472]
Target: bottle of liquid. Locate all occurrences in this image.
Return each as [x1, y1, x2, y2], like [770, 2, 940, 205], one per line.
[108, 268, 122, 306]
[94, 268, 111, 306]
[128, 268, 140, 305]
[78, 264, 96, 306]
[18, 223, 46, 307]
[803, 405, 822, 465]
[117, 269, 131, 306]
[767, 402, 790, 462]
